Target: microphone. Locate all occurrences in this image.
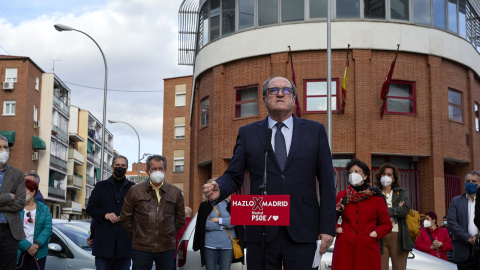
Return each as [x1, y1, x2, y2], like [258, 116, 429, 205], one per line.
[264, 128, 272, 153]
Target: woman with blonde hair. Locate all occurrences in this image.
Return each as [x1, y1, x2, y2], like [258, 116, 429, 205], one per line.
[374, 163, 412, 270]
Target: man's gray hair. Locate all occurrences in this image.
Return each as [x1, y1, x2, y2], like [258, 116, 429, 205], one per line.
[262, 76, 297, 97]
[24, 170, 40, 183]
[112, 155, 129, 168]
[146, 155, 167, 171]
[465, 170, 480, 182]
[0, 135, 8, 145]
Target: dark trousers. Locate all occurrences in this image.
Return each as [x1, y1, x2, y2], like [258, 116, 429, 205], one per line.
[95, 256, 131, 270]
[132, 249, 175, 270]
[16, 253, 46, 270]
[0, 226, 18, 270]
[246, 226, 317, 270]
[456, 256, 479, 270]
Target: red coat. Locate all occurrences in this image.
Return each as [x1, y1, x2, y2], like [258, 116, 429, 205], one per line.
[414, 226, 452, 260]
[332, 190, 393, 270]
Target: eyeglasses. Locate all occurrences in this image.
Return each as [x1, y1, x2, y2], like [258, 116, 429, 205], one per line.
[26, 212, 33, 223]
[266, 87, 294, 96]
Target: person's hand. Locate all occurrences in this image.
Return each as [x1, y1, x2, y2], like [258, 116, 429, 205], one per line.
[430, 243, 436, 249]
[433, 240, 443, 247]
[468, 235, 476, 245]
[104, 213, 120, 223]
[203, 181, 220, 201]
[209, 217, 219, 223]
[336, 227, 343, 234]
[398, 201, 404, 207]
[369, 231, 378, 238]
[87, 237, 93, 245]
[27, 244, 39, 256]
[318, 234, 334, 255]
[10, 193, 16, 200]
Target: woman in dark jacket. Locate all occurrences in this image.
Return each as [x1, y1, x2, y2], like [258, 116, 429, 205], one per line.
[193, 195, 245, 268]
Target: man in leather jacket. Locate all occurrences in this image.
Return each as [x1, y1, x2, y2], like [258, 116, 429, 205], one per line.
[120, 154, 185, 270]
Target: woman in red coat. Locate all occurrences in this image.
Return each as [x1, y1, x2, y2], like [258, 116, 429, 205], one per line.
[415, 211, 452, 260]
[332, 159, 393, 270]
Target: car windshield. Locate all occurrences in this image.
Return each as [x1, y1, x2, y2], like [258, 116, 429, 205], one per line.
[54, 222, 92, 251]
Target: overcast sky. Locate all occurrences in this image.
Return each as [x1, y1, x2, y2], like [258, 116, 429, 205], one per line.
[0, 0, 193, 169]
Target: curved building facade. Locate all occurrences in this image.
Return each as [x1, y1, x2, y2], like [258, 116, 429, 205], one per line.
[179, 0, 480, 217]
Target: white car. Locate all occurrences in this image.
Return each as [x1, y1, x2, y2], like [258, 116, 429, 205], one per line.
[177, 214, 457, 270]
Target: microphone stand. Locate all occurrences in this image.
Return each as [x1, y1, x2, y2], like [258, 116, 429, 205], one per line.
[259, 129, 272, 270]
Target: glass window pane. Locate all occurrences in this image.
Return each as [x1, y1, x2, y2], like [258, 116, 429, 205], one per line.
[222, 0, 235, 36]
[448, 105, 463, 121]
[307, 97, 327, 111]
[475, 103, 479, 132]
[365, 0, 385, 19]
[210, 0, 220, 41]
[414, 0, 431, 25]
[310, 0, 328, 18]
[459, 0, 466, 37]
[387, 98, 413, 112]
[259, 0, 279, 26]
[239, 0, 254, 28]
[389, 83, 413, 97]
[448, 0, 458, 33]
[176, 93, 186, 107]
[306, 81, 337, 95]
[239, 102, 259, 117]
[200, 4, 209, 46]
[391, 0, 409, 20]
[237, 87, 257, 101]
[336, 0, 360, 18]
[282, 0, 304, 22]
[448, 90, 461, 105]
[433, 0, 446, 29]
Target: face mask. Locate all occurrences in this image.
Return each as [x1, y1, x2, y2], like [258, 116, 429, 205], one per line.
[114, 167, 127, 178]
[0, 150, 9, 165]
[443, 221, 447, 226]
[424, 220, 432, 228]
[150, 171, 165, 184]
[380, 176, 393, 187]
[349, 173, 364, 187]
[26, 194, 33, 202]
[465, 182, 478, 195]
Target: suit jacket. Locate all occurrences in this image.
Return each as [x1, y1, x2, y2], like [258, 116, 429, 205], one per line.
[0, 165, 26, 241]
[447, 193, 474, 262]
[86, 176, 134, 258]
[216, 116, 336, 243]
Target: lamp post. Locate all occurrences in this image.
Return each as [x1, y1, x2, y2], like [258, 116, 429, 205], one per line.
[54, 24, 109, 182]
[108, 120, 141, 182]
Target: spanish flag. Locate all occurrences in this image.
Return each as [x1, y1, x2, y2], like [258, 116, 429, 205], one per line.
[288, 46, 301, 117]
[340, 45, 350, 114]
[380, 44, 400, 119]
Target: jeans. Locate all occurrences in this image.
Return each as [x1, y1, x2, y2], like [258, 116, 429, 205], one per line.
[132, 249, 174, 270]
[204, 248, 233, 270]
[95, 256, 131, 270]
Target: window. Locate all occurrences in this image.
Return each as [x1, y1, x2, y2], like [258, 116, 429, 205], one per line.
[448, 0, 458, 33]
[34, 105, 38, 121]
[336, 0, 360, 18]
[35, 76, 39, 91]
[459, 0, 466, 38]
[175, 84, 187, 107]
[235, 86, 258, 118]
[282, 0, 304, 22]
[448, 89, 463, 122]
[475, 103, 479, 132]
[3, 101, 16, 116]
[210, 0, 221, 41]
[433, 0, 447, 29]
[173, 150, 185, 172]
[310, 0, 327, 18]
[5, 68, 17, 82]
[391, 0, 409, 20]
[258, 0, 278, 26]
[174, 117, 186, 139]
[222, 0, 235, 35]
[414, 0, 431, 25]
[365, 0, 385, 19]
[239, 0, 254, 28]
[385, 81, 415, 115]
[304, 79, 338, 113]
[201, 97, 209, 128]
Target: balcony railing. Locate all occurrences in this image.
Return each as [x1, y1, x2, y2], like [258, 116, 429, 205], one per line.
[85, 197, 89, 206]
[50, 155, 67, 171]
[68, 149, 85, 165]
[48, 185, 65, 199]
[105, 142, 113, 152]
[53, 95, 70, 116]
[87, 153, 100, 165]
[86, 175, 96, 186]
[67, 175, 83, 189]
[51, 124, 69, 144]
[62, 201, 82, 213]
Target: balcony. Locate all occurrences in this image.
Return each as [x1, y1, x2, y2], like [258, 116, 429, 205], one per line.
[87, 153, 100, 165]
[50, 155, 67, 171]
[105, 142, 113, 153]
[48, 185, 65, 200]
[68, 149, 84, 166]
[86, 175, 95, 186]
[51, 124, 69, 144]
[62, 201, 82, 215]
[53, 95, 70, 116]
[67, 174, 83, 189]
[85, 197, 89, 206]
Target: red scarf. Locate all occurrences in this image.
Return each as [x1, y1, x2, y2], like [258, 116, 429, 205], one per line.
[336, 185, 376, 212]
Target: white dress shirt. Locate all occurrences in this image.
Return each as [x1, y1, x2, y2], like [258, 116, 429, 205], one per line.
[467, 194, 478, 236]
[268, 115, 293, 156]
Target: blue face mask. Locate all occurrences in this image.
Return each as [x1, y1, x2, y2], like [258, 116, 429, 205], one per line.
[465, 182, 478, 195]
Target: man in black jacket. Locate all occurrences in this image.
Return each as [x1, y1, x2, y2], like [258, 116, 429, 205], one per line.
[86, 155, 134, 270]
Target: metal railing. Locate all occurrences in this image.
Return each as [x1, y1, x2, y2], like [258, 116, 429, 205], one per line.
[67, 174, 83, 188]
[86, 175, 95, 186]
[445, 174, 462, 212]
[87, 153, 100, 165]
[48, 185, 65, 199]
[50, 155, 67, 171]
[53, 95, 70, 116]
[52, 124, 69, 143]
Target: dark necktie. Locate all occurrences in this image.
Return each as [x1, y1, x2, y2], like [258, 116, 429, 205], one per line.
[275, 122, 287, 170]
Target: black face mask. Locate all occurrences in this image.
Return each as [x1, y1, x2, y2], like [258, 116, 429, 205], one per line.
[114, 167, 127, 178]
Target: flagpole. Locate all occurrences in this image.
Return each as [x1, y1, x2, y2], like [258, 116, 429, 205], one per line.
[327, 0, 332, 151]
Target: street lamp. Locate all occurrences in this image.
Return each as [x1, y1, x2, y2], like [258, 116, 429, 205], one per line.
[108, 120, 141, 182]
[54, 23, 109, 182]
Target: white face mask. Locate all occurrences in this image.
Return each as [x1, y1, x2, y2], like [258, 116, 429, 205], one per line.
[0, 150, 9, 165]
[380, 176, 393, 187]
[349, 173, 364, 187]
[149, 171, 165, 184]
[424, 220, 432, 228]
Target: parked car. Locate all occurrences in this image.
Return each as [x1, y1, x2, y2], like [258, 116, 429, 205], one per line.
[177, 214, 457, 270]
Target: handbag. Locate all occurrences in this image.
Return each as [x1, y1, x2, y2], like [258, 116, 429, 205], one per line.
[213, 206, 243, 259]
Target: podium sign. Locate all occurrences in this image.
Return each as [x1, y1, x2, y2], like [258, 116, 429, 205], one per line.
[230, 195, 290, 226]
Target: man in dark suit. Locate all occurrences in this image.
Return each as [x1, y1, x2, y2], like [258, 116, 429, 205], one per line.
[448, 170, 479, 270]
[86, 155, 134, 270]
[203, 77, 336, 270]
[0, 135, 26, 270]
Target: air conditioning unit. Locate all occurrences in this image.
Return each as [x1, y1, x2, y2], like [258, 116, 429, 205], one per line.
[32, 152, 40, 161]
[34, 121, 41, 128]
[3, 81, 14, 90]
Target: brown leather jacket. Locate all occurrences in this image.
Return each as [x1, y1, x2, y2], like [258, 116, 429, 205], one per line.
[120, 180, 185, 252]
